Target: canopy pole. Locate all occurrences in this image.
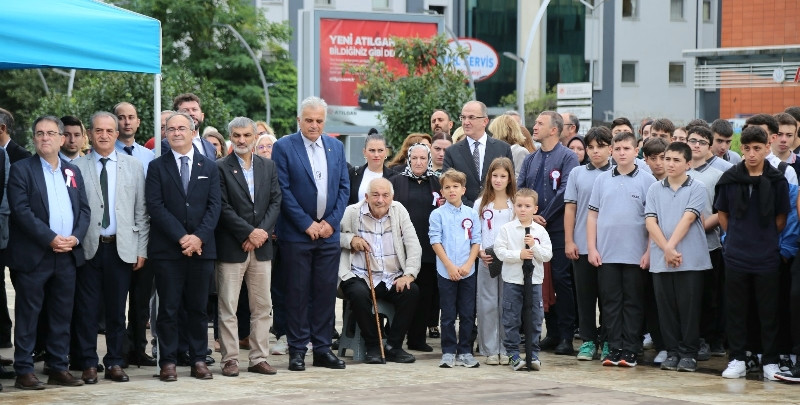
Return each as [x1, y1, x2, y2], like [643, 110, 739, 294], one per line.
[154, 73, 162, 157]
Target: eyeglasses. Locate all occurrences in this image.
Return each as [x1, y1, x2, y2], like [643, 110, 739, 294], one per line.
[687, 138, 709, 146]
[257, 144, 273, 151]
[458, 115, 486, 121]
[166, 126, 190, 134]
[34, 131, 61, 138]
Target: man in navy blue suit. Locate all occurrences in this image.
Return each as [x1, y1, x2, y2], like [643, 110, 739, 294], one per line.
[8, 115, 91, 390]
[146, 112, 221, 382]
[272, 96, 349, 371]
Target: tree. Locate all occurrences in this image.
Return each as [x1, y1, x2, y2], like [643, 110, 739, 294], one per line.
[345, 34, 473, 149]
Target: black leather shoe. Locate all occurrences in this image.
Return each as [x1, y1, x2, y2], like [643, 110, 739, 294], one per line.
[385, 347, 415, 363]
[554, 339, 575, 355]
[312, 350, 346, 369]
[0, 364, 15, 379]
[128, 352, 157, 367]
[288, 352, 305, 371]
[31, 349, 47, 363]
[204, 355, 215, 365]
[407, 342, 434, 352]
[539, 335, 559, 351]
[364, 346, 385, 364]
[177, 351, 192, 367]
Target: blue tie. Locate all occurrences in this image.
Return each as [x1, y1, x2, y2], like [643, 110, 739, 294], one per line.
[180, 156, 190, 193]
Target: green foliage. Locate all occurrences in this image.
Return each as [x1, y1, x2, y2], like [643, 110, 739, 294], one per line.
[31, 66, 231, 145]
[344, 34, 474, 149]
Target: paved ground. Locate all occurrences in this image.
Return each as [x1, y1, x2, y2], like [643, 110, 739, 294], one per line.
[1, 273, 800, 404]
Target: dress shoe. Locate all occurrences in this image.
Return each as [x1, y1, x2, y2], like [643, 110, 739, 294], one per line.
[407, 342, 434, 352]
[190, 361, 213, 379]
[288, 352, 306, 371]
[159, 363, 177, 382]
[0, 364, 15, 379]
[81, 367, 98, 384]
[539, 335, 559, 351]
[428, 327, 440, 338]
[247, 361, 277, 375]
[554, 339, 575, 355]
[0, 354, 12, 365]
[177, 351, 192, 367]
[128, 352, 157, 367]
[15, 373, 45, 390]
[31, 349, 47, 363]
[364, 346, 385, 364]
[47, 370, 84, 386]
[221, 360, 239, 377]
[239, 337, 251, 350]
[205, 354, 216, 365]
[385, 346, 416, 364]
[104, 365, 129, 382]
[312, 350, 346, 369]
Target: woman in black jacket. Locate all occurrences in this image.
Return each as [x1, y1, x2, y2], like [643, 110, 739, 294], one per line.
[348, 133, 395, 205]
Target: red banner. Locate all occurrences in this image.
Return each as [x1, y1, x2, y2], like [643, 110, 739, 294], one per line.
[319, 18, 438, 107]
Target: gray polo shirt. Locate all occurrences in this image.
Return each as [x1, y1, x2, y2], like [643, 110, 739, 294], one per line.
[645, 177, 712, 273]
[564, 161, 611, 254]
[705, 155, 733, 173]
[588, 165, 656, 264]
[688, 164, 724, 251]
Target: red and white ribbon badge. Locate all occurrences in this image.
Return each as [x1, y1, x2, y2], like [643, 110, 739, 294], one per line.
[462, 218, 473, 240]
[482, 209, 493, 230]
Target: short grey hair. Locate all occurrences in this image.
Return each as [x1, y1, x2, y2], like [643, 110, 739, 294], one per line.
[504, 110, 521, 117]
[165, 112, 195, 131]
[299, 96, 328, 116]
[32, 115, 64, 135]
[227, 116, 257, 135]
[257, 133, 277, 146]
[463, 100, 488, 117]
[90, 111, 119, 129]
[367, 177, 394, 195]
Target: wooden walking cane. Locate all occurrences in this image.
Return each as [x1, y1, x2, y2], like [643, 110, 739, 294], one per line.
[364, 252, 386, 362]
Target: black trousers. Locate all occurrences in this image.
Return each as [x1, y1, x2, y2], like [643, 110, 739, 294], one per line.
[725, 268, 780, 364]
[652, 271, 704, 359]
[406, 262, 436, 346]
[154, 257, 213, 366]
[125, 261, 154, 355]
[73, 242, 132, 368]
[598, 263, 645, 353]
[700, 248, 725, 347]
[790, 254, 800, 356]
[341, 277, 419, 348]
[0, 249, 12, 346]
[777, 257, 793, 354]
[12, 252, 76, 375]
[643, 271, 664, 351]
[543, 234, 576, 341]
[572, 254, 603, 342]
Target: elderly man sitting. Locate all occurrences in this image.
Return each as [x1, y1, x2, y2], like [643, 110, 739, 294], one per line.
[339, 178, 421, 364]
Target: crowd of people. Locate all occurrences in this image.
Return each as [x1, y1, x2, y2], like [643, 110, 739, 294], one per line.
[0, 93, 798, 393]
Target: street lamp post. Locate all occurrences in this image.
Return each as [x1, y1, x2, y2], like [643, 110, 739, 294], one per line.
[215, 23, 272, 124]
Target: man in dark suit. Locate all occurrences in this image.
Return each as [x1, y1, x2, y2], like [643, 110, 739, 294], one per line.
[442, 100, 514, 207]
[272, 96, 349, 371]
[0, 107, 31, 354]
[72, 112, 149, 384]
[215, 117, 281, 377]
[8, 115, 91, 389]
[146, 112, 221, 382]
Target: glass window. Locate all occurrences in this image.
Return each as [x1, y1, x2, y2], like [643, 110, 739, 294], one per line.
[703, 0, 712, 22]
[315, 0, 333, 7]
[545, 0, 587, 90]
[372, 0, 390, 10]
[622, 62, 637, 84]
[670, 0, 684, 20]
[669, 62, 685, 85]
[622, 0, 638, 18]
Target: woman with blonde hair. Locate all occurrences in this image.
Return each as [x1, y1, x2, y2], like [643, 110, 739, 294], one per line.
[488, 114, 530, 179]
[387, 132, 432, 170]
[255, 121, 274, 136]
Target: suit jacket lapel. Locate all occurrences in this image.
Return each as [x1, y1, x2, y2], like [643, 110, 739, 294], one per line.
[186, 155, 205, 196]
[30, 157, 49, 213]
[61, 163, 80, 221]
[322, 136, 337, 191]
[87, 157, 103, 202]
[292, 133, 314, 182]
[164, 154, 185, 197]
[253, 157, 266, 204]
[458, 141, 481, 184]
[226, 155, 250, 200]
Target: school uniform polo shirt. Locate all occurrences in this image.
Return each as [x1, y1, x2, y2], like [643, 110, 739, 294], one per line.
[645, 176, 712, 273]
[588, 165, 656, 264]
[688, 164, 724, 251]
[564, 161, 611, 255]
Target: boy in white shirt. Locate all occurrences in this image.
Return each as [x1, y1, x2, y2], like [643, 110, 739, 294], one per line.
[494, 188, 553, 371]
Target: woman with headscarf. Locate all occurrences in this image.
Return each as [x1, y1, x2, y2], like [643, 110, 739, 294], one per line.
[390, 143, 442, 352]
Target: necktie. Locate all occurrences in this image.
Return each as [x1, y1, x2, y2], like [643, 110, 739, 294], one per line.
[180, 156, 190, 193]
[473, 141, 481, 180]
[123, 146, 134, 156]
[100, 157, 110, 228]
[311, 143, 326, 220]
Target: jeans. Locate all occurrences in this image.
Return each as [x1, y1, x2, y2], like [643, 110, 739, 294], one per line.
[437, 273, 476, 355]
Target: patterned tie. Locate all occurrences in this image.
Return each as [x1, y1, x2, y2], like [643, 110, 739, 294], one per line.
[180, 156, 190, 193]
[473, 140, 481, 180]
[123, 145, 134, 156]
[100, 157, 110, 228]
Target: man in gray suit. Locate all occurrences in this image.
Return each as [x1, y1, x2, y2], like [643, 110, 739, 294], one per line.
[72, 111, 149, 384]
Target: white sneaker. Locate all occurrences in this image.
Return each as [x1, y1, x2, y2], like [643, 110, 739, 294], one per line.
[439, 353, 456, 368]
[498, 354, 510, 365]
[654, 350, 668, 364]
[643, 333, 654, 350]
[270, 336, 287, 355]
[763, 363, 780, 381]
[722, 359, 747, 379]
[305, 342, 313, 356]
[456, 353, 480, 368]
[485, 354, 500, 365]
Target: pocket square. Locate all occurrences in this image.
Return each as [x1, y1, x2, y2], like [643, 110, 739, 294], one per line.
[198, 176, 209, 179]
